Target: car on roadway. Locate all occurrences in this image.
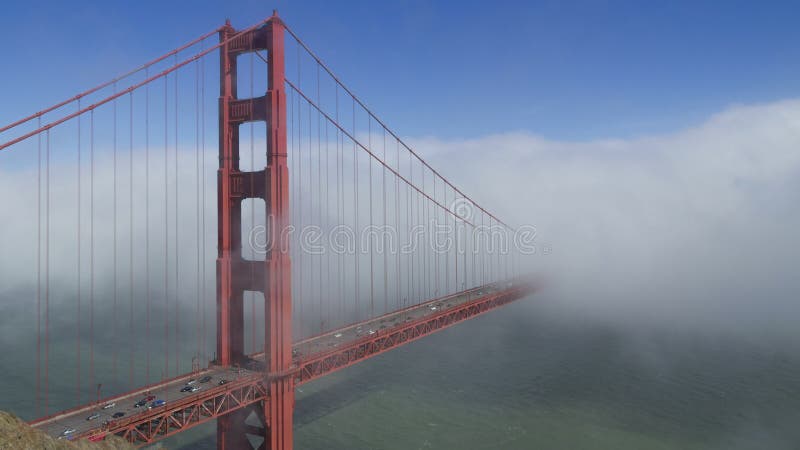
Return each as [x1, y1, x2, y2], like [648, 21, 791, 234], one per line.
[134, 399, 147, 408]
[186, 378, 197, 385]
[145, 395, 156, 401]
[218, 379, 229, 386]
[112, 412, 125, 419]
[86, 413, 100, 421]
[102, 402, 115, 409]
[190, 386, 201, 392]
[199, 376, 212, 383]
[61, 428, 77, 436]
[180, 385, 193, 392]
[149, 399, 166, 409]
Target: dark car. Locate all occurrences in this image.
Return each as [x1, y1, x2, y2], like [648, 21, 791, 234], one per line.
[112, 412, 125, 418]
[199, 376, 212, 383]
[180, 385, 193, 392]
[145, 395, 156, 401]
[134, 400, 147, 408]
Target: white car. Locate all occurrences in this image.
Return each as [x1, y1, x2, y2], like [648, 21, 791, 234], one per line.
[102, 402, 115, 409]
[190, 386, 201, 392]
[334, 333, 342, 338]
[61, 428, 77, 436]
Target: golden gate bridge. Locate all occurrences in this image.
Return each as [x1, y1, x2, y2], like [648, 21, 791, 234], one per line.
[0, 11, 537, 449]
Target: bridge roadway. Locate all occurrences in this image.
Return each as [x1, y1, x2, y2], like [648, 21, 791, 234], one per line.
[31, 280, 532, 445]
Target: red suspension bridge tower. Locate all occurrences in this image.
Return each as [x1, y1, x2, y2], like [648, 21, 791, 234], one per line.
[216, 12, 294, 449]
[2, 10, 538, 449]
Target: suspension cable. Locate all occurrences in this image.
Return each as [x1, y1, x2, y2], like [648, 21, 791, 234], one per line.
[282, 23, 515, 233]
[0, 27, 221, 134]
[284, 80, 474, 228]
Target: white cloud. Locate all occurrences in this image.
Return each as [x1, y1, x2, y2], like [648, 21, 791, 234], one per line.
[1, 98, 799, 341]
[408, 98, 800, 339]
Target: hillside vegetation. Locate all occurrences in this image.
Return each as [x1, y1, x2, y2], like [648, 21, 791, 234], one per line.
[0, 411, 136, 450]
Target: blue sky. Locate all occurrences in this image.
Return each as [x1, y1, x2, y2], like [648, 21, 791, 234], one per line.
[2, 0, 800, 140]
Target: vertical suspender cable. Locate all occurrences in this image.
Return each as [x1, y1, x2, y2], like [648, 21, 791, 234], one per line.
[164, 75, 170, 379]
[36, 119, 41, 417]
[45, 129, 50, 414]
[317, 64, 322, 333]
[394, 138, 401, 310]
[471, 212, 475, 290]
[89, 109, 95, 401]
[325, 120, 331, 331]
[289, 87, 296, 337]
[419, 163, 424, 304]
[175, 55, 180, 375]
[454, 186, 459, 292]
[290, 81, 297, 331]
[434, 175, 438, 296]
[113, 83, 119, 384]
[308, 86, 314, 335]
[408, 149, 413, 305]
[352, 97, 359, 321]
[382, 128, 387, 313]
[463, 199, 468, 291]
[195, 55, 201, 367]
[289, 76, 295, 337]
[77, 100, 82, 404]
[429, 171, 433, 298]
[418, 158, 422, 301]
[490, 216, 495, 282]
[368, 116, 374, 319]
[481, 211, 485, 286]
[335, 85, 342, 325]
[416, 165, 422, 304]
[145, 69, 151, 384]
[297, 46, 304, 336]
[201, 44, 207, 367]
[129, 92, 135, 388]
[495, 218, 499, 282]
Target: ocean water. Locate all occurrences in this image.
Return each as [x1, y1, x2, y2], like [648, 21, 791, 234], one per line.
[144, 295, 800, 450]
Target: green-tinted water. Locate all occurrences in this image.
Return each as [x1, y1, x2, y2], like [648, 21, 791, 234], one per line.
[151, 296, 800, 450]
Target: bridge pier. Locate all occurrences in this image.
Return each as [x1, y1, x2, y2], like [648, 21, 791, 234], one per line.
[217, 11, 293, 450]
[217, 403, 267, 449]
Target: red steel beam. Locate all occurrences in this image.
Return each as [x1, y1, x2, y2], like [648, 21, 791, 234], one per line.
[45, 282, 535, 447]
[100, 375, 265, 446]
[294, 283, 535, 385]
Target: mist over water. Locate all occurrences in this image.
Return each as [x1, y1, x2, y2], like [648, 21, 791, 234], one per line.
[145, 296, 800, 449]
